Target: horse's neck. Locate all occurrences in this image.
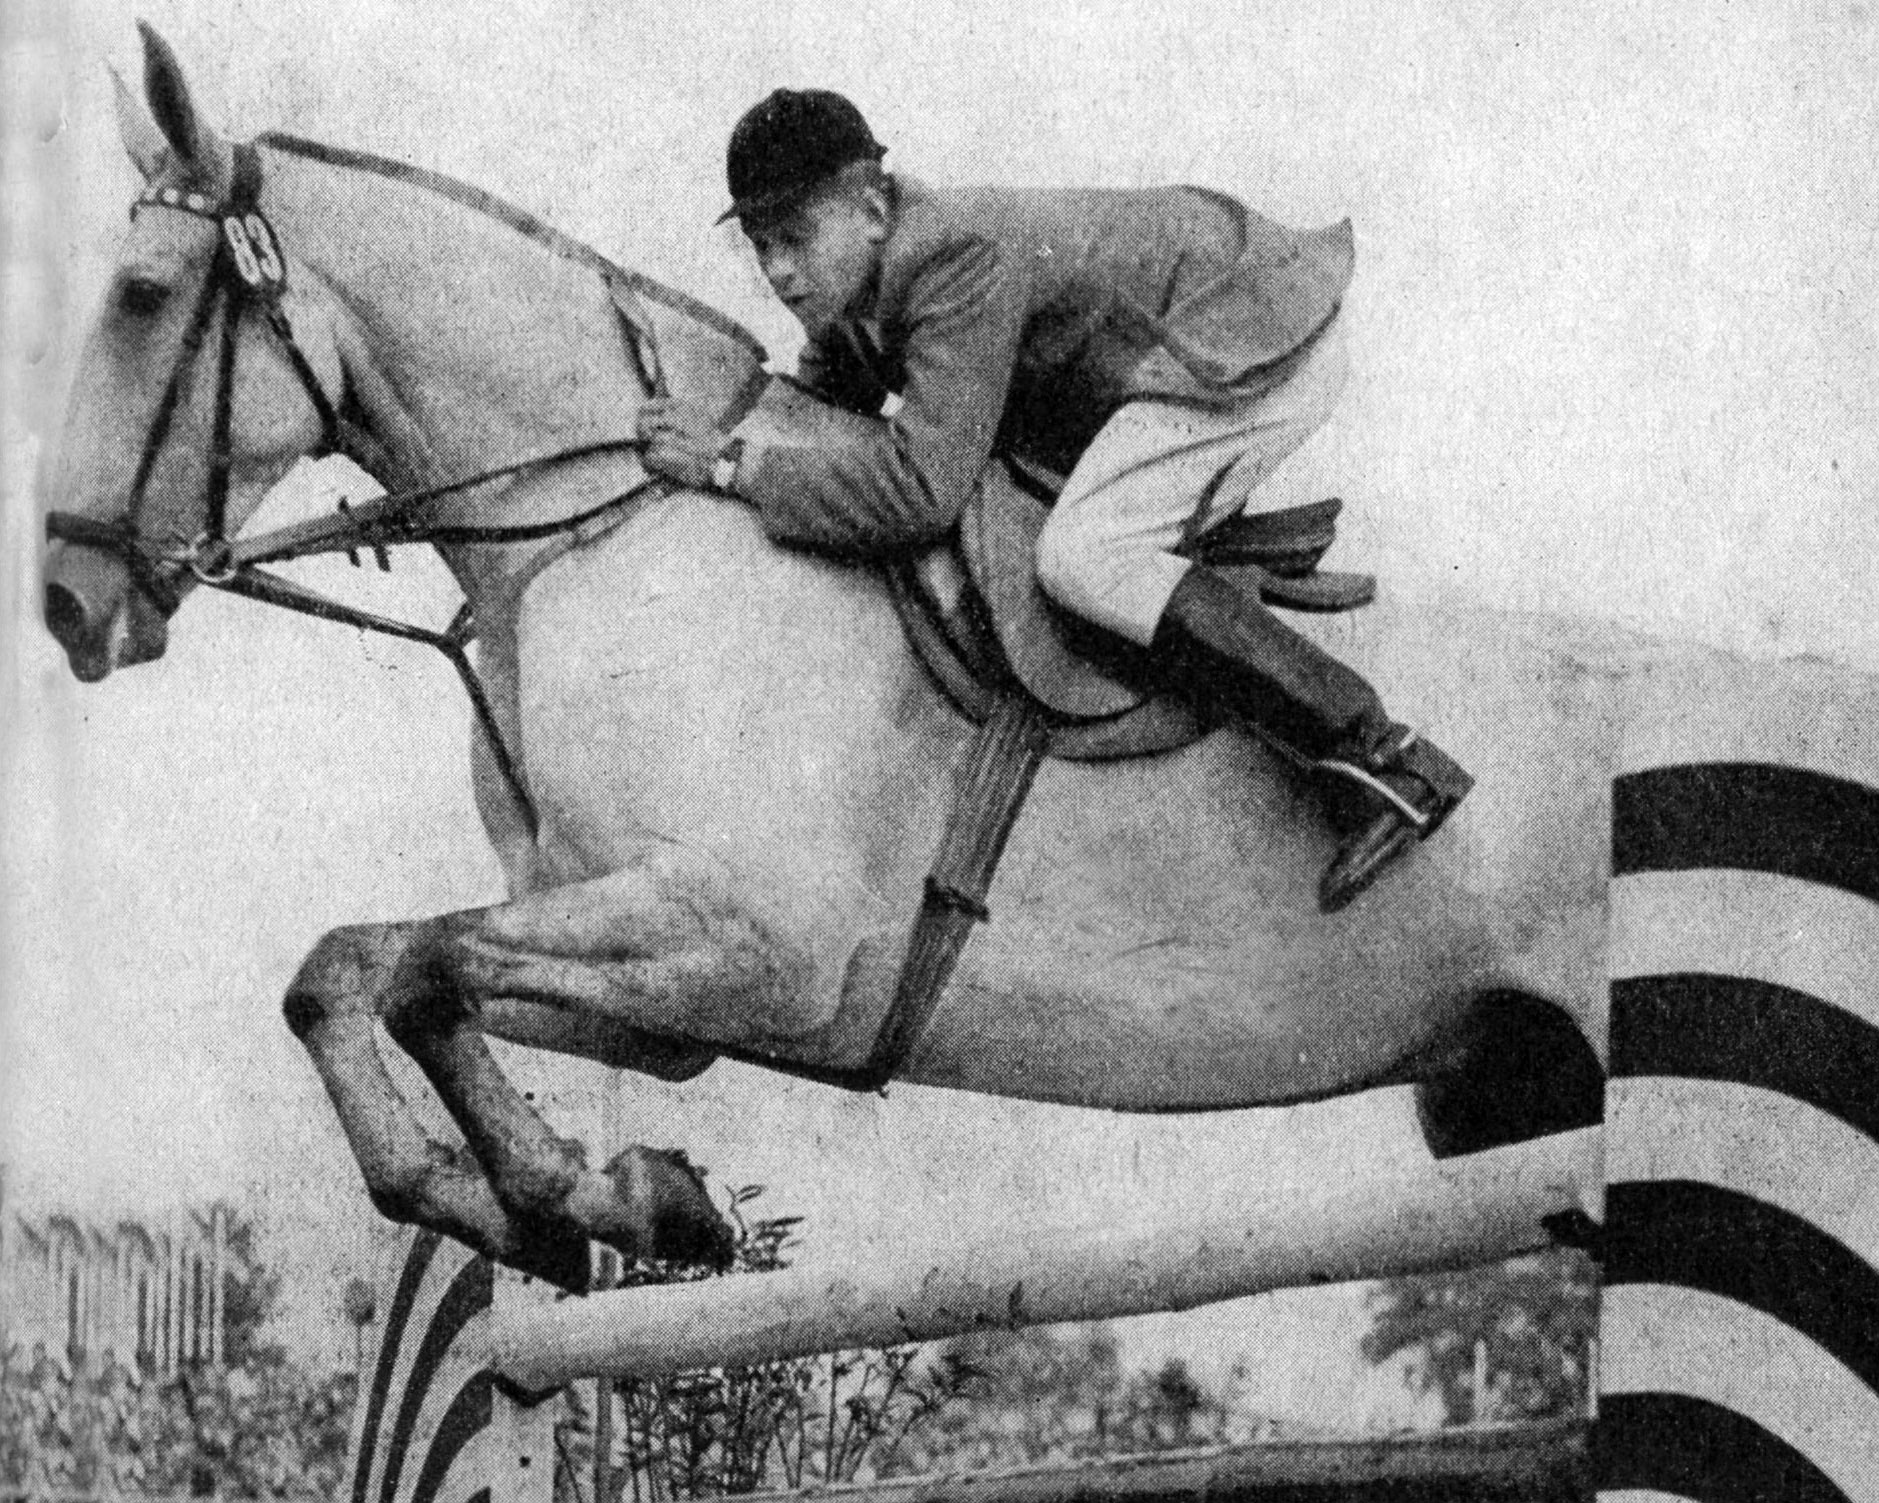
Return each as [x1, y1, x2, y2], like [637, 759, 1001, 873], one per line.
[266, 148, 652, 602]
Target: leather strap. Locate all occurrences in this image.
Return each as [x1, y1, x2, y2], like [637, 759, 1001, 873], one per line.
[255, 132, 767, 360]
[860, 692, 1051, 1089]
[48, 137, 692, 840]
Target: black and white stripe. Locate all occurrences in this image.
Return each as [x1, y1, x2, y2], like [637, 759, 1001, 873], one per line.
[344, 1232, 502, 1503]
[1599, 665, 1879, 1503]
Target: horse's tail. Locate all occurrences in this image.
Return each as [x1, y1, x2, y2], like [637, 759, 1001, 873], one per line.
[1598, 651, 1879, 1498]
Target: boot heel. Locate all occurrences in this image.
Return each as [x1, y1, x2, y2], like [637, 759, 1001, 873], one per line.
[1319, 813, 1419, 913]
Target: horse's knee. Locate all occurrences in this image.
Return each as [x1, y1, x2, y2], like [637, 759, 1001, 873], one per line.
[284, 924, 402, 1038]
[380, 939, 471, 1051]
[366, 1163, 432, 1227]
[363, 1142, 475, 1232]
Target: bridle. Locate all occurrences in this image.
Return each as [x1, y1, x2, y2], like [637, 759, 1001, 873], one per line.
[45, 143, 346, 610]
[42, 139, 715, 837]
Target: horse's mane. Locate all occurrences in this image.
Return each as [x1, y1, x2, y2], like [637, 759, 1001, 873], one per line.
[256, 131, 765, 361]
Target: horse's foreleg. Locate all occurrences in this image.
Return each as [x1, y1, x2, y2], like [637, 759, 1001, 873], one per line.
[288, 849, 818, 1279]
[400, 851, 828, 1256]
[282, 921, 592, 1290]
[373, 912, 732, 1270]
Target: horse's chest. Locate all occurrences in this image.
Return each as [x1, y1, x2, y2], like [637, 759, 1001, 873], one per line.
[507, 524, 942, 902]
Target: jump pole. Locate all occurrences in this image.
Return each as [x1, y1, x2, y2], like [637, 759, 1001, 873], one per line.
[488, 1125, 1596, 1391]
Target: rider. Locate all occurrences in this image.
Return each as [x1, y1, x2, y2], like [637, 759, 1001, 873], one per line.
[637, 89, 1471, 910]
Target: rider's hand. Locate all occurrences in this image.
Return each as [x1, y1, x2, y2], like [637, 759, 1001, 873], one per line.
[637, 398, 724, 491]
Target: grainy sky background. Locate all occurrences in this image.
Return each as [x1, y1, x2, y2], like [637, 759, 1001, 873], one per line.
[5, 0, 1876, 1427]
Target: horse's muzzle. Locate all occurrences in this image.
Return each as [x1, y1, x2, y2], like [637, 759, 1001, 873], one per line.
[43, 544, 170, 681]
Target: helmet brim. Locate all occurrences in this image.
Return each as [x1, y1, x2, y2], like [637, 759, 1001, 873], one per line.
[715, 144, 888, 227]
[714, 184, 815, 228]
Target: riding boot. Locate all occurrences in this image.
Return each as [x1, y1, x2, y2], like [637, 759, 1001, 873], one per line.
[1149, 566, 1473, 912]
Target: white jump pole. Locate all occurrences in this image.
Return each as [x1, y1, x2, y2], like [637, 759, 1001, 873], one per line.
[490, 1125, 1597, 1391]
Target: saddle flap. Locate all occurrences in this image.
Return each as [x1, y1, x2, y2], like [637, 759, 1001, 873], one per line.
[964, 465, 1152, 720]
[960, 466, 1376, 722]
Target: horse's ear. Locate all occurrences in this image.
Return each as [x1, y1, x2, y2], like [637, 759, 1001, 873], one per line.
[138, 22, 216, 174]
[112, 63, 169, 182]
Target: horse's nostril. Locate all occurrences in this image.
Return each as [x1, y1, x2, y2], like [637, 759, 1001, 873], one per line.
[45, 582, 90, 649]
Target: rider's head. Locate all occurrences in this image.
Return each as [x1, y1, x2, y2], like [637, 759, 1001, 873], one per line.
[720, 90, 892, 338]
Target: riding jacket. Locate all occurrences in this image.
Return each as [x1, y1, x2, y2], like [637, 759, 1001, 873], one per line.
[733, 176, 1354, 555]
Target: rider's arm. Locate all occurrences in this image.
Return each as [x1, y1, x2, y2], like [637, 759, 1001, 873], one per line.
[734, 235, 1027, 555]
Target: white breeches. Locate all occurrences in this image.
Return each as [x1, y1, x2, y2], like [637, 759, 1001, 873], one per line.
[1034, 319, 1350, 645]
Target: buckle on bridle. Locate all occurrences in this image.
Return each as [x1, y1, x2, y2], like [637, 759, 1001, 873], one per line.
[181, 531, 239, 584]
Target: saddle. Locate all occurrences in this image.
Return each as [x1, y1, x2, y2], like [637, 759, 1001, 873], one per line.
[889, 455, 1375, 760]
[728, 377, 1382, 1091]
[736, 374, 1374, 757]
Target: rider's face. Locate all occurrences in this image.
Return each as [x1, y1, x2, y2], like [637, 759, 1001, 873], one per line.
[745, 183, 888, 338]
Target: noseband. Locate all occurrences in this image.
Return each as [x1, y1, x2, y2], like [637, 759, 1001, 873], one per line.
[46, 143, 343, 610]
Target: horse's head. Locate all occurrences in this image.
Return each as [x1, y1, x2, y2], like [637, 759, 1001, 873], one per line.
[44, 26, 348, 681]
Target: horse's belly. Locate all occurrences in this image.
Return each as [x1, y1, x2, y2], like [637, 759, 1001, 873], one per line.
[901, 858, 1495, 1110]
[508, 522, 1610, 1105]
[910, 964, 1468, 1111]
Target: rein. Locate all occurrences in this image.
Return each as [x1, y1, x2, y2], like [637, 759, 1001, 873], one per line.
[41, 137, 759, 838]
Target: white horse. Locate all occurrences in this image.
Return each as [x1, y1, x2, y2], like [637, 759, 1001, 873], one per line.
[45, 28, 1609, 1288]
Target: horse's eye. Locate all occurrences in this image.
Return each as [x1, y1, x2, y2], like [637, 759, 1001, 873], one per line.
[118, 278, 170, 317]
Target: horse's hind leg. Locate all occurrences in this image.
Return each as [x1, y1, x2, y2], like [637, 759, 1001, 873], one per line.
[284, 915, 732, 1289]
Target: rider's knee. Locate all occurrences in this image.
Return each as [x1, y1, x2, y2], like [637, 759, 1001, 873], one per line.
[1036, 520, 1183, 647]
[1034, 514, 1105, 615]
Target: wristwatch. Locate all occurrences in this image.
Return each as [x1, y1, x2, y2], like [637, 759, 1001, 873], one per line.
[711, 436, 746, 493]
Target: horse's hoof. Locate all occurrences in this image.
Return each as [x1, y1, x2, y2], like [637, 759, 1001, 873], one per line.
[606, 1146, 735, 1271]
[504, 1218, 593, 1294]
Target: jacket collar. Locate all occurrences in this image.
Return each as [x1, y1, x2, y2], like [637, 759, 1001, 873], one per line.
[840, 173, 907, 325]
[849, 174, 948, 327]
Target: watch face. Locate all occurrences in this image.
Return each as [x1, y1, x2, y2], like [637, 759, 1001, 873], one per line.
[714, 439, 745, 489]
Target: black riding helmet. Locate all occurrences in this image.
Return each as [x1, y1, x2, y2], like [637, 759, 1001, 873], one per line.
[718, 89, 886, 227]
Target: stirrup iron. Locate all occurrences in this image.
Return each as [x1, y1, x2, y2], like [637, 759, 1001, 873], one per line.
[1310, 753, 1433, 829]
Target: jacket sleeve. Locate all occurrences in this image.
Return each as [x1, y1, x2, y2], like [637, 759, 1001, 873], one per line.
[736, 235, 1028, 555]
